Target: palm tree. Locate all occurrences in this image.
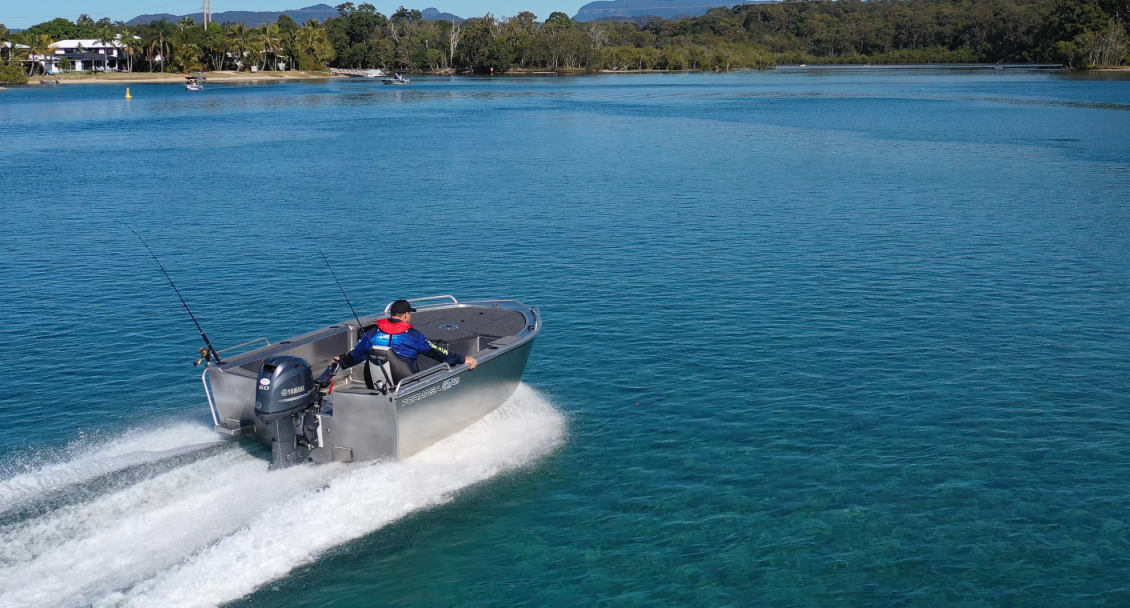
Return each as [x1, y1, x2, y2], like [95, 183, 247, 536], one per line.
[280, 30, 302, 70]
[245, 37, 264, 71]
[123, 31, 143, 72]
[147, 27, 172, 72]
[298, 20, 333, 67]
[96, 27, 116, 73]
[228, 23, 251, 70]
[298, 27, 321, 63]
[172, 42, 203, 72]
[21, 33, 56, 76]
[205, 27, 228, 70]
[259, 23, 281, 70]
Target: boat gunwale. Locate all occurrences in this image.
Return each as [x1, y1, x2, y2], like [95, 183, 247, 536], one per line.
[210, 299, 540, 396]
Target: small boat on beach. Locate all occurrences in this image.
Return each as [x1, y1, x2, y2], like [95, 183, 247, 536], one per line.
[203, 296, 539, 469]
[382, 72, 411, 85]
[185, 75, 204, 91]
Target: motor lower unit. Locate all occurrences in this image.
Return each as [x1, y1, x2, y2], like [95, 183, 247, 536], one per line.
[255, 355, 324, 469]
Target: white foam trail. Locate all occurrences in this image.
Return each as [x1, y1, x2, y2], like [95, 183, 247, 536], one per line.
[0, 424, 220, 511]
[0, 385, 564, 608]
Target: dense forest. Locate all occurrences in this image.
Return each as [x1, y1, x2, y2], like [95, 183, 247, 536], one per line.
[1, 0, 1128, 82]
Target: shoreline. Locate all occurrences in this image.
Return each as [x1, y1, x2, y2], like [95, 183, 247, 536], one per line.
[26, 70, 337, 85]
[10, 64, 1127, 87]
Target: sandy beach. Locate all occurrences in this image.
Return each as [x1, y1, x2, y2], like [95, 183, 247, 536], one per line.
[27, 70, 336, 85]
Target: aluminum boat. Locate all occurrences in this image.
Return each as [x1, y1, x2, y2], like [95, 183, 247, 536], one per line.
[202, 296, 539, 468]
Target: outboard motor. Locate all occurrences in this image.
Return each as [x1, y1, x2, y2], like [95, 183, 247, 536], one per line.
[255, 355, 323, 469]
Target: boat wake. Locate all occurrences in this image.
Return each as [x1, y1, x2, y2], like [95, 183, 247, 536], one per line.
[0, 424, 227, 515]
[0, 384, 564, 608]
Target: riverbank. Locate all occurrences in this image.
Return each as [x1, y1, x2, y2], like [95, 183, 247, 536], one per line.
[26, 70, 334, 85]
[9, 64, 1127, 88]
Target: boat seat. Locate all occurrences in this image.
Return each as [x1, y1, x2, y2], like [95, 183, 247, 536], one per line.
[365, 345, 414, 390]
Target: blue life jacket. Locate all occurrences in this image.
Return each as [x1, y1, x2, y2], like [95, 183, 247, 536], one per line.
[341, 318, 464, 372]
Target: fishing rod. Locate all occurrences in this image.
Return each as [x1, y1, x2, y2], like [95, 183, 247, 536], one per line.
[319, 249, 394, 391]
[128, 226, 223, 366]
[320, 249, 365, 330]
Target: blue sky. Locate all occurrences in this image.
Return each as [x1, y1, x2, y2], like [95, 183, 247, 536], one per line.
[3, 0, 588, 29]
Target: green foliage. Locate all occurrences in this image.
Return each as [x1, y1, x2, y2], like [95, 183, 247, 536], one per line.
[278, 14, 300, 33]
[24, 17, 96, 40]
[16, 0, 1126, 78]
[0, 24, 10, 65]
[172, 43, 203, 71]
[295, 50, 320, 70]
[483, 38, 514, 71]
[1074, 20, 1130, 66]
[0, 61, 28, 84]
[544, 12, 573, 28]
[314, 0, 1124, 72]
[391, 7, 423, 23]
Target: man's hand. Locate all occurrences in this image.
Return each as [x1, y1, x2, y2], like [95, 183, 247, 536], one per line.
[465, 356, 478, 370]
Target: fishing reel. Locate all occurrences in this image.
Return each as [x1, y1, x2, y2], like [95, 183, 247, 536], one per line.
[194, 347, 213, 367]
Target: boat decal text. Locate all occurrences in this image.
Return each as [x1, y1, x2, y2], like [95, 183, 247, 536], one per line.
[402, 376, 459, 407]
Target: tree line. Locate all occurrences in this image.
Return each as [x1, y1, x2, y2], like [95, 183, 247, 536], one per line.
[324, 0, 1128, 70]
[1, 0, 1127, 83]
[0, 12, 333, 77]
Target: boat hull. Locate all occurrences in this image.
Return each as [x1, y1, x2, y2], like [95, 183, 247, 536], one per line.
[327, 338, 533, 461]
[203, 298, 539, 464]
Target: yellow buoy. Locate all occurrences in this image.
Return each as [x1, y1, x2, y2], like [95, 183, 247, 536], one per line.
[126, 88, 132, 99]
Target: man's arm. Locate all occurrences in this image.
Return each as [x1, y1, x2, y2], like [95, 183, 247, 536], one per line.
[336, 331, 373, 368]
[412, 331, 477, 369]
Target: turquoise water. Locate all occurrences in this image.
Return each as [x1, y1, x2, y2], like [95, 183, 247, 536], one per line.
[1, 70, 1129, 607]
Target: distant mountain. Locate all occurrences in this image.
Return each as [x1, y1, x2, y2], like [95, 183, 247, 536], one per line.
[128, 13, 180, 24]
[127, 4, 461, 26]
[574, 0, 775, 22]
[421, 7, 463, 21]
[128, 4, 339, 27]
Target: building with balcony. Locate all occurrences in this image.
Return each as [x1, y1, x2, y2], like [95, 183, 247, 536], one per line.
[49, 39, 130, 71]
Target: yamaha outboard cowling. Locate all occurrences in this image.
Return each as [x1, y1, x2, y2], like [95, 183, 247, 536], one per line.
[255, 355, 321, 469]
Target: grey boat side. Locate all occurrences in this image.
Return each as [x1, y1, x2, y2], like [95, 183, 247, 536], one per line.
[202, 297, 540, 462]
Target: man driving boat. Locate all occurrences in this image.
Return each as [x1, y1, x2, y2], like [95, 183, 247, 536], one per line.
[333, 299, 478, 378]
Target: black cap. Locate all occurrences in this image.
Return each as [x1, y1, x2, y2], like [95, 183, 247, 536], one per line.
[389, 299, 417, 315]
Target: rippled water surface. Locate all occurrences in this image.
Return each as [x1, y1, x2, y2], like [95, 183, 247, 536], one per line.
[2, 70, 1129, 607]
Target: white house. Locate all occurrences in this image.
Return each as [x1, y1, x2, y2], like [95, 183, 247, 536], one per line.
[14, 37, 136, 73]
[49, 39, 130, 72]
